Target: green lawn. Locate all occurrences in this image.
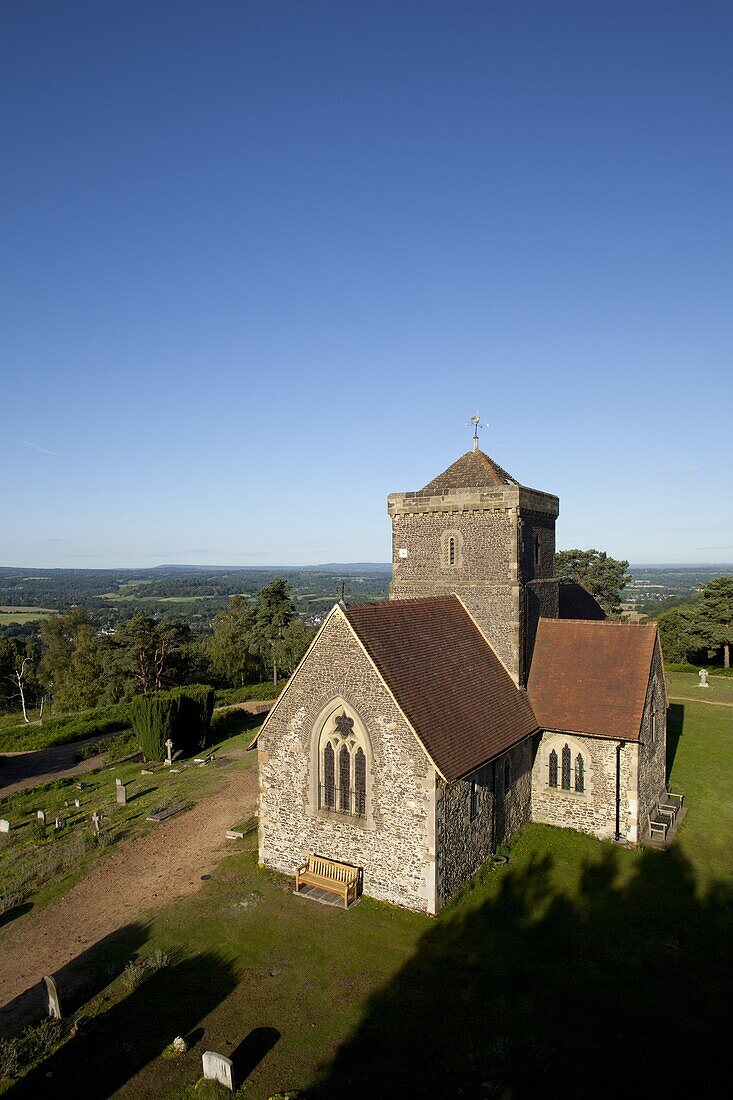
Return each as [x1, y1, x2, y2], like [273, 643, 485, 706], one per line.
[667, 668, 733, 705]
[0, 607, 58, 624]
[2, 699, 731, 1098]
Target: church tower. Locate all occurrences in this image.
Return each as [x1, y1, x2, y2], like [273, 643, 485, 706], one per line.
[388, 437, 559, 684]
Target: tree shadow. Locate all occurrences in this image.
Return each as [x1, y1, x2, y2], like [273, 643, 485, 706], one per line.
[0, 920, 150, 1039]
[0, 900, 33, 930]
[667, 702, 685, 774]
[308, 843, 731, 1097]
[231, 1026, 280, 1085]
[10, 951, 238, 1099]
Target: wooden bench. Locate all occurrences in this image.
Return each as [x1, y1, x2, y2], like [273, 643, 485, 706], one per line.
[295, 854, 359, 909]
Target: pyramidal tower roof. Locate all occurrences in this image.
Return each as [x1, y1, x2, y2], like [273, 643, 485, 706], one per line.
[420, 448, 518, 493]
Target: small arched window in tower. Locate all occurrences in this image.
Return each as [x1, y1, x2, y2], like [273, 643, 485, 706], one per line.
[323, 742, 335, 809]
[561, 744, 571, 790]
[575, 753, 585, 793]
[338, 745, 351, 812]
[354, 747, 366, 817]
[448, 536, 456, 566]
[534, 534, 541, 568]
[549, 749, 558, 788]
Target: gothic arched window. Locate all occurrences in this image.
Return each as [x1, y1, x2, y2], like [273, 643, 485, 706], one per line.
[549, 749, 558, 788]
[323, 742, 335, 809]
[315, 703, 371, 822]
[338, 745, 351, 812]
[355, 747, 366, 817]
[561, 744, 571, 790]
[575, 753, 585, 793]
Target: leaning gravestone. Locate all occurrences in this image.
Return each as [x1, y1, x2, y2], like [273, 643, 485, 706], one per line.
[43, 975, 62, 1020]
[202, 1051, 234, 1091]
[0, 819, 10, 833]
[115, 780, 127, 806]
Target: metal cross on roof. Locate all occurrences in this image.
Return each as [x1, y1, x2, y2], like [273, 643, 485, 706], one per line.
[466, 413, 489, 451]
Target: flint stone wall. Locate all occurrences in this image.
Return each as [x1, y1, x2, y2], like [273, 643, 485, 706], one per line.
[636, 641, 667, 835]
[436, 736, 534, 907]
[531, 731, 636, 841]
[258, 610, 436, 913]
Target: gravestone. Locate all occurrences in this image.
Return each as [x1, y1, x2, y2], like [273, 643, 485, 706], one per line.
[202, 1051, 234, 1091]
[74, 799, 81, 809]
[165, 739, 174, 766]
[43, 975, 62, 1020]
[0, 819, 10, 833]
[55, 817, 66, 830]
[698, 668, 709, 688]
[37, 810, 46, 826]
[116, 781, 127, 806]
[91, 811, 102, 836]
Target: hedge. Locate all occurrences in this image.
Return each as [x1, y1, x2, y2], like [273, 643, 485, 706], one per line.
[665, 662, 733, 677]
[214, 681, 287, 706]
[130, 685, 216, 761]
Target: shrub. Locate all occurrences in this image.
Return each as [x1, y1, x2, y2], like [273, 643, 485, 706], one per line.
[131, 686, 215, 760]
[121, 948, 170, 991]
[214, 680, 287, 706]
[16, 1018, 62, 1067]
[0, 703, 131, 754]
[131, 693, 180, 762]
[28, 818, 46, 844]
[0, 1036, 19, 1078]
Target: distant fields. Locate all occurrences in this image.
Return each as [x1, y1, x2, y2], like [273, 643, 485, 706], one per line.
[0, 606, 58, 624]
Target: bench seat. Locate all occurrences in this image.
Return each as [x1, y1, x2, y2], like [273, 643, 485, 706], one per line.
[295, 854, 359, 909]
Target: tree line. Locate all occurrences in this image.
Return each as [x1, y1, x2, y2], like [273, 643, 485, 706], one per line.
[657, 575, 733, 668]
[0, 579, 314, 722]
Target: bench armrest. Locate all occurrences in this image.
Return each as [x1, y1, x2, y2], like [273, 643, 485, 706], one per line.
[295, 862, 309, 876]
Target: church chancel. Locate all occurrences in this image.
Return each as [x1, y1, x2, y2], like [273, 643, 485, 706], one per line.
[255, 427, 671, 914]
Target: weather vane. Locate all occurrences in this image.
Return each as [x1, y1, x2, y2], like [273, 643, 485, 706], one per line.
[466, 413, 489, 451]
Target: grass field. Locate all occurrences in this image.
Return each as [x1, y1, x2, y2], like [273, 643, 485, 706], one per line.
[0, 607, 57, 624]
[667, 668, 733, 705]
[2, 697, 730, 1097]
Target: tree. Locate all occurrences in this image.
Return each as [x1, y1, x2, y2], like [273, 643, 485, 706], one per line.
[657, 605, 707, 664]
[209, 596, 261, 686]
[272, 619, 315, 678]
[252, 579, 296, 684]
[116, 616, 192, 694]
[695, 575, 733, 669]
[554, 549, 631, 617]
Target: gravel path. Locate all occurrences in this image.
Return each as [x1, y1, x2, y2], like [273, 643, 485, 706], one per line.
[0, 758, 258, 1035]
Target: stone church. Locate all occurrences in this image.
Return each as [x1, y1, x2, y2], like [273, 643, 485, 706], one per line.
[256, 441, 667, 914]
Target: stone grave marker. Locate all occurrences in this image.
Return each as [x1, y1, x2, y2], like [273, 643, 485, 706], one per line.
[698, 668, 709, 688]
[165, 738, 174, 766]
[55, 817, 66, 830]
[43, 974, 62, 1020]
[74, 799, 81, 808]
[37, 810, 46, 826]
[0, 819, 10, 833]
[202, 1051, 234, 1091]
[116, 780, 127, 806]
[91, 811, 102, 836]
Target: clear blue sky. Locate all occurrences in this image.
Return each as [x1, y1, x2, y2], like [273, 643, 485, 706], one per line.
[2, 1, 731, 568]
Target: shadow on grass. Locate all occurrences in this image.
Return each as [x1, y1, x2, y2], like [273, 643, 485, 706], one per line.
[0, 921, 150, 1039]
[209, 709, 262, 746]
[309, 844, 732, 1098]
[667, 702, 685, 775]
[11, 951, 237, 1099]
[231, 1026, 280, 1086]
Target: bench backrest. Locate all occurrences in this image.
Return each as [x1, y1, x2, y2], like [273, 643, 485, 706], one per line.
[308, 854, 358, 883]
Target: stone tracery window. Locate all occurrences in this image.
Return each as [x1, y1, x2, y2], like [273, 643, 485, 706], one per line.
[561, 744, 571, 790]
[547, 740, 588, 795]
[316, 704, 371, 820]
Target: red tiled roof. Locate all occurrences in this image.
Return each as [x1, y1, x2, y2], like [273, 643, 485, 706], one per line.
[345, 596, 537, 782]
[419, 449, 517, 492]
[528, 619, 657, 741]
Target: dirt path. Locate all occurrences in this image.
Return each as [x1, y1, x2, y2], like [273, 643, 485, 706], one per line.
[669, 695, 733, 708]
[0, 734, 117, 798]
[0, 701, 273, 800]
[0, 758, 258, 1035]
